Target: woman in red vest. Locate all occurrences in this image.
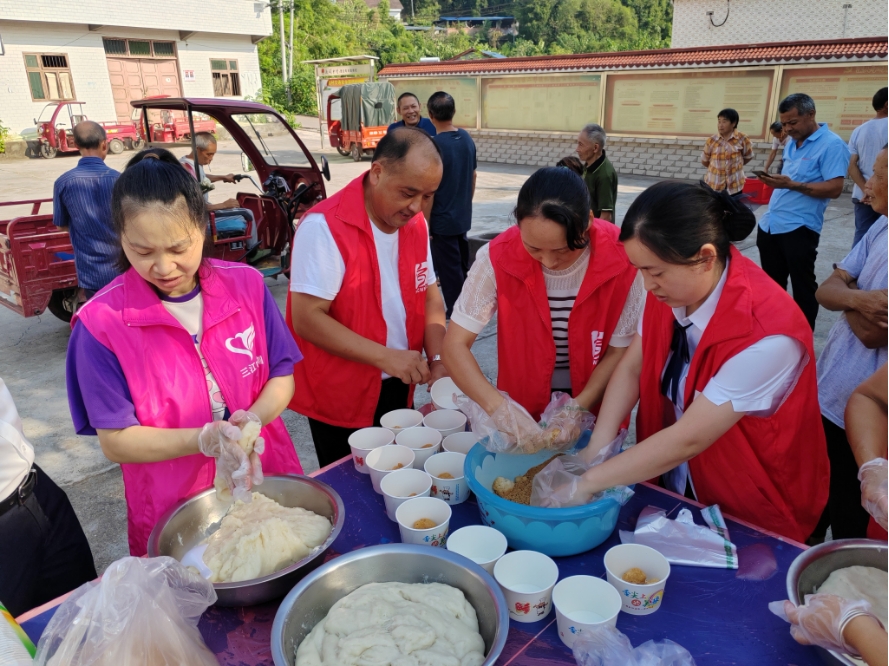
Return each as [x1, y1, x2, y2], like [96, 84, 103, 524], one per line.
[442, 167, 642, 450]
[553, 181, 828, 543]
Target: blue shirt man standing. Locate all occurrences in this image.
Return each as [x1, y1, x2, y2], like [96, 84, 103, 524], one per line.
[757, 93, 851, 330]
[52, 120, 121, 297]
[427, 91, 476, 317]
[387, 92, 437, 136]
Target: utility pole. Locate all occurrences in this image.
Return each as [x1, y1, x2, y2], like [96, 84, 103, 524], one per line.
[289, 0, 295, 79]
[278, 1, 288, 98]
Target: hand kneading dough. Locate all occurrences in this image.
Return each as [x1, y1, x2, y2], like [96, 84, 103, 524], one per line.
[238, 420, 262, 455]
[818, 565, 888, 628]
[296, 582, 486, 666]
[203, 493, 332, 583]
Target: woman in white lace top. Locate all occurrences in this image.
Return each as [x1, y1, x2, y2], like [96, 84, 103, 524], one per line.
[442, 168, 644, 448]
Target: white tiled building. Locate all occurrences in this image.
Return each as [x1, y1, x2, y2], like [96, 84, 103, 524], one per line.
[671, 0, 887, 49]
[0, 0, 271, 138]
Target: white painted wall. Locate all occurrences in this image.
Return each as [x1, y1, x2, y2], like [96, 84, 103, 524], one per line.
[0, 22, 261, 137]
[671, 0, 888, 48]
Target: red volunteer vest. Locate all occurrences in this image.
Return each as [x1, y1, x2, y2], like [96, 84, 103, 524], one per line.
[287, 173, 429, 428]
[636, 247, 829, 543]
[489, 220, 637, 420]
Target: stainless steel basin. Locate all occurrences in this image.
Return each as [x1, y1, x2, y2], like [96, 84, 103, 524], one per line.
[271, 543, 509, 666]
[147, 475, 344, 606]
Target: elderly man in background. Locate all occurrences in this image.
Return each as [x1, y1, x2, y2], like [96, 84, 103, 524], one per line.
[757, 93, 851, 330]
[52, 121, 120, 300]
[701, 107, 754, 196]
[814, 146, 888, 541]
[847, 87, 888, 247]
[387, 93, 437, 136]
[575, 123, 617, 222]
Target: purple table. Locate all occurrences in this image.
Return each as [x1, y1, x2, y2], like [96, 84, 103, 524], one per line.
[19, 457, 821, 665]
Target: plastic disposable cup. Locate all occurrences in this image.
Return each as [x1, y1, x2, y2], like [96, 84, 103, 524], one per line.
[395, 496, 451, 547]
[424, 452, 470, 505]
[430, 376, 466, 411]
[493, 550, 559, 623]
[423, 409, 467, 438]
[395, 427, 442, 469]
[553, 575, 622, 647]
[380, 468, 433, 522]
[366, 445, 416, 495]
[380, 409, 424, 432]
[347, 427, 395, 474]
[442, 432, 479, 455]
[446, 525, 508, 574]
[603, 543, 671, 615]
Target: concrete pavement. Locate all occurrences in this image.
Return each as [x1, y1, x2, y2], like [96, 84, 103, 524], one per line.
[0, 133, 851, 572]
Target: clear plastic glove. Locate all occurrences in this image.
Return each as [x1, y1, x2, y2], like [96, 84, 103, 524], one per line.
[531, 430, 633, 508]
[456, 391, 547, 454]
[572, 624, 697, 666]
[198, 411, 264, 502]
[858, 458, 888, 530]
[769, 594, 876, 656]
[538, 391, 596, 451]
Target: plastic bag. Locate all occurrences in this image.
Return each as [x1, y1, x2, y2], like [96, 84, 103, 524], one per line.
[34, 556, 218, 666]
[572, 625, 697, 666]
[198, 411, 264, 502]
[531, 430, 634, 508]
[538, 392, 596, 451]
[619, 504, 738, 569]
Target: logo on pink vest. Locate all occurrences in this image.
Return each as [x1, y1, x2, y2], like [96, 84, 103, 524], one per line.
[591, 330, 604, 365]
[225, 324, 255, 360]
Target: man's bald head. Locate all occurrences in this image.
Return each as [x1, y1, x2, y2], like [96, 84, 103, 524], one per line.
[72, 121, 107, 150]
[372, 126, 441, 173]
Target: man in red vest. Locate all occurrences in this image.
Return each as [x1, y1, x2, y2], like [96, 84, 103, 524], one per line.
[288, 128, 448, 467]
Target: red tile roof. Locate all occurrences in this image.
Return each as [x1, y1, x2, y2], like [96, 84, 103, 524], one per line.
[379, 37, 887, 77]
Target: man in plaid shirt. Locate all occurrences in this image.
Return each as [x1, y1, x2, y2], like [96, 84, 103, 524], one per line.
[701, 108, 754, 196]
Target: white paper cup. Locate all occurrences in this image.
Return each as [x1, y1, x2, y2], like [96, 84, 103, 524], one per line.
[424, 452, 470, 505]
[446, 525, 508, 574]
[380, 409, 424, 432]
[347, 427, 395, 474]
[380, 468, 433, 522]
[366, 445, 416, 495]
[553, 575, 622, 647]
[395, 427, 443, 469]
[430, 376, 466, 410]
[493, 550, 559, 623]
[442, 432, 479, 455]
[395, 496, 451, 547]
[423, 409, 468, 437]
[604, 544, 671, 615]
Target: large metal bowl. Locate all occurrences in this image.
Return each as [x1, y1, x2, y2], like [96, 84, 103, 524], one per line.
[147, 475, 344, 606]
[271, 544, 509, 666]
[786, 538, 888, 666]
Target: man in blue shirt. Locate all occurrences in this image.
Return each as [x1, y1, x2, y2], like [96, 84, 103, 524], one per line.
[758, 93, 851, 329]
[387, 93, 437, 136]
[427, 92, 476, 317]
[53, 121, 121, 298]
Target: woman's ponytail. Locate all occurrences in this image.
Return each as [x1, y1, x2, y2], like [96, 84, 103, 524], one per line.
[712, 186, 756, 242]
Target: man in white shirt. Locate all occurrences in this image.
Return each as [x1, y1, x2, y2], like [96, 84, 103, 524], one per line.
[0, 378, 96, 616]
[847, 87, 888, 247]
[289, 128, 448, 467]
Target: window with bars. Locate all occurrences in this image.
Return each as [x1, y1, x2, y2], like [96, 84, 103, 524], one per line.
[211, 60, 241, 97]
[24, 53, 75, 101]
[102, 39, 177, 58]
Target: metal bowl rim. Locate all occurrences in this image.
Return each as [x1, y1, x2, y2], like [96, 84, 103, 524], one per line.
[271, 543, 510, 666]
[146, 474, 345, 589]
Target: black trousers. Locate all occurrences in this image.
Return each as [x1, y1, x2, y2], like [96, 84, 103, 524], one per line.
[0, 465, 97, 617]
[308, 377, 412, 469]
[756, 225, 820, 330]
[430, 233, 469, 318]
[822, 416, 871, 539]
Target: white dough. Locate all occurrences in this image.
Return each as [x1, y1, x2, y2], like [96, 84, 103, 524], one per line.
[238, 420, 262, 455]
[203, 493, 332, 583]
[817, 565, 888, 628]
[295, 582, 487, 666]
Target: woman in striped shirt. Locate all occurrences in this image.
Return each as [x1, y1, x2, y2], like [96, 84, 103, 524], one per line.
[442, 168, 644, 451]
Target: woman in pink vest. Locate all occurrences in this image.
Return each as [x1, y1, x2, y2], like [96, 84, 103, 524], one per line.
[65, 149, 303, 556]
[443, 167, 642, 451]
[542, 181, 828, 543]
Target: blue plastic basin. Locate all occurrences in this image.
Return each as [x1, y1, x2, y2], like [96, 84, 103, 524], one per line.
[463, 431, 622, 557]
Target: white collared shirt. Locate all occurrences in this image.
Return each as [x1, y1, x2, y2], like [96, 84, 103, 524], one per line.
[0, 378, 36, 500]
[637, 259, 807, 496]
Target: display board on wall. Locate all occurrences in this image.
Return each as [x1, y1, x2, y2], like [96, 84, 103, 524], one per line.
[604, 69, 774, 139]
[779, 65, 888, 141]
[390, 78, 479, 128]
[481, 74, 602, 132]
